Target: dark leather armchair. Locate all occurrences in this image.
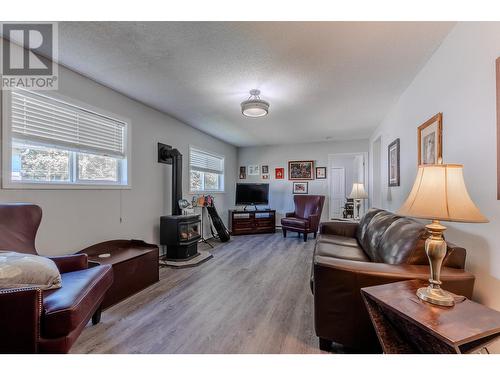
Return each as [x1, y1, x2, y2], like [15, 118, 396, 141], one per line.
[312, 208, 475, 353]
[281, 195, 325, 242]
[0, 203, 113, 353]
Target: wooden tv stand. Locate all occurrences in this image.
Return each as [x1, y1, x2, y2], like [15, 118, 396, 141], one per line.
[229, 209, 276, 235]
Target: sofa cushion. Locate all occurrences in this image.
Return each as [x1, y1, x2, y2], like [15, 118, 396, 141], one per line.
[356, 208, 384, 246]
[360, 211, 402, 262]
[42, 265, 113, 338]
[316, 234, 360, 248]
[315, 241, 370, 262]
[377, 219, 428, 264]
[281, 217, 309, 229]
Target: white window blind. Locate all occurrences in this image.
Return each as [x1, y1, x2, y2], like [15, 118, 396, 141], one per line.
[10, 89, 126, 158]
[190, 147, 224, 175]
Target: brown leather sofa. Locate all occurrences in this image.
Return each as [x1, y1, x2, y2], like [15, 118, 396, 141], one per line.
[312, 208, 475, 353]
[0, 203, 113, 353]
[281, 195, 325, 242]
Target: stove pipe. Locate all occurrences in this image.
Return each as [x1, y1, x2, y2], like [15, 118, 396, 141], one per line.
[170, 148, 183, 216]
[158, 143, 183, 216]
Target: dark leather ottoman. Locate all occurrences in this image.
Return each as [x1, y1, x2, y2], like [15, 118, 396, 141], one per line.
[79, 240, 159, 309]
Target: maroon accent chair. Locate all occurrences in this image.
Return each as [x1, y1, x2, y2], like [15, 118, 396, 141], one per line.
[281, 195, 325, 242]
[0, 203, 113, 353]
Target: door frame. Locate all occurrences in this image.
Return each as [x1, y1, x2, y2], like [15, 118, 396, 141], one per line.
[328, 152, 369, 218]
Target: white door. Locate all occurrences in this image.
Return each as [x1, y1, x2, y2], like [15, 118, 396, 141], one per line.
[330, 167, 345, 219]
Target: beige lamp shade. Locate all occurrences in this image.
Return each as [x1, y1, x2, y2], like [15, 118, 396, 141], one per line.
[397, 164, 488, 223]
[349, 183, 368, 200]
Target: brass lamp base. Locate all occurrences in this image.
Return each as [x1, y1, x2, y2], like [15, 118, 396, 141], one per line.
[417, 220, 455, 307]
[417, 285, 454, 307]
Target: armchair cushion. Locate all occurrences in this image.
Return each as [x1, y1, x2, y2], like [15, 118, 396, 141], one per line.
[281, 216, 309, 229]
[0, 251, 62, 290]
[42, 265, 113, 338]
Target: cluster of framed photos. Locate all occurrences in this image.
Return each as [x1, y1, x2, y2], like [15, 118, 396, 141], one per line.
[239, 160, 327, 194]
[387, 112, 443, 187]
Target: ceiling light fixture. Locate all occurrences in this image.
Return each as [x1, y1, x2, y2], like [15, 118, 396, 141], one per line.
[241, 89, 269, 118]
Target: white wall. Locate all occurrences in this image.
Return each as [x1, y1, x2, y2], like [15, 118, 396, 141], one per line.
[369, 22, 500, 351]
[0, 64, 237, 255]
[237, 139, 369, 224]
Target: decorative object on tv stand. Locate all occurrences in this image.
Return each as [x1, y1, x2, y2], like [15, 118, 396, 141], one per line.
[262, 174, 269, 180]
[388, 138, 400, 187]
[349, 182, 368, 220]
[397, 163, 488, 306]
[247, 164, 260, 175]
[241, 89, 270, 118]
[275, 167, 284, 179]
[293, 181, 308, 194]
[315, 166, 326, 179]
[239, 166, 246, 179]
[288, 160, 314, 180]
[418, 113, 442, 165]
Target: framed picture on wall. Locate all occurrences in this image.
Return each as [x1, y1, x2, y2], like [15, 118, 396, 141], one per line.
[288, 160, 314, 180]
[275, 167, 284, 179]
[388, 138, 400, 187]
[293, 182, 308, 194]
[248, 165, 260, 175]
[239, 166, 246, 179]
[261, 165, 269, 174]
[418, 113, 442, 165]
[315, 167, 326, 179]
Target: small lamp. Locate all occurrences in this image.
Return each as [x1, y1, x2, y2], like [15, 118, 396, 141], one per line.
[349, 182, 368, 220]
[397, 164, 488, 306]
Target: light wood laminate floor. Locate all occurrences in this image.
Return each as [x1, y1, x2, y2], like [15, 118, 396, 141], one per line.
[71, 232, 324, 354]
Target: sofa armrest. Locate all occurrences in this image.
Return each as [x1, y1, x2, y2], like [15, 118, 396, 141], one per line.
[308, 214, 321, 232]
[285, 212, 295, 217]
[319, 221, 359, 238]
[314, 256, 475, 298]
[0, 287, 42, 353]
[48, 254, 88, 273]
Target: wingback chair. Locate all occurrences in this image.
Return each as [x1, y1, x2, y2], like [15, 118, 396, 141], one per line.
[281, 195, 325, 242]
[0, 203, 113, 353]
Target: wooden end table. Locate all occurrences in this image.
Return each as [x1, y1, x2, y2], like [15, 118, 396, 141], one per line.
[361, 280, 500, 354]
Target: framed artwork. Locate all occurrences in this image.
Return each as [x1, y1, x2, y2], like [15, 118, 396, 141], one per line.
[248, 165, 260, 175]
[275, 167, 284, 179]
[293, 182, 308, 194]
[261, 165, 269, 174]
[288, 160, 314, 180]
[315, 167, 326, 179]
[388, 138, 400, 187]
[418, 113, 442, 165]
[262, 174, 269, 180]
[239, 166, 246, 179]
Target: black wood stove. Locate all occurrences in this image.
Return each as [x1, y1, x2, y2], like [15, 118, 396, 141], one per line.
[158, 143, 201, 261]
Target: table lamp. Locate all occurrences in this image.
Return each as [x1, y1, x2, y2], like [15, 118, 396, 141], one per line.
[349, 182, 368, 220]
[397, 164, 488, 306]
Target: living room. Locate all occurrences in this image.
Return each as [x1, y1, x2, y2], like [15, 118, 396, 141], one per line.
[2, 1, 500, 373]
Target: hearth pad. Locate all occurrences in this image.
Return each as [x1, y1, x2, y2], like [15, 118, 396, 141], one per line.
[159, 250, 213, 268]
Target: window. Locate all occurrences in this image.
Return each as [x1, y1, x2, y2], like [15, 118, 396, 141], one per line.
[189, 147, 224, 192]
[2, 89, 129, 188]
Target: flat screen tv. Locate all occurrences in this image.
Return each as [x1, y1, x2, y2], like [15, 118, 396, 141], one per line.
[235, 183, 269, 206]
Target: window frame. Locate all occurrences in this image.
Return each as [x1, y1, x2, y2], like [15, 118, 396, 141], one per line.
[188, 145, 225, 194]
[2, 89, 132, 189]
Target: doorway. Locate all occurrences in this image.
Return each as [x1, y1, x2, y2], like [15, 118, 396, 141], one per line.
[328, 152, 368, 219]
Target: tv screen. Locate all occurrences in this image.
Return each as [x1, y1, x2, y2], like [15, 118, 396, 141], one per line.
[235, 183, 269, 205]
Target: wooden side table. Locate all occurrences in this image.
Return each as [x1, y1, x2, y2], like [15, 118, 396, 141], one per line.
[361, 280, 500, 353]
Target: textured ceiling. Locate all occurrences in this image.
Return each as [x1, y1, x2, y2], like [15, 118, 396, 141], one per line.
[57, 22, 454, 147]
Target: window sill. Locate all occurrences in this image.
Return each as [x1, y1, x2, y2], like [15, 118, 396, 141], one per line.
[2, 182, 131, 190]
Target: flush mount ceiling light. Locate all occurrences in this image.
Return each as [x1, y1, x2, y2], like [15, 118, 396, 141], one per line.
[241, 89, 270, 118]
